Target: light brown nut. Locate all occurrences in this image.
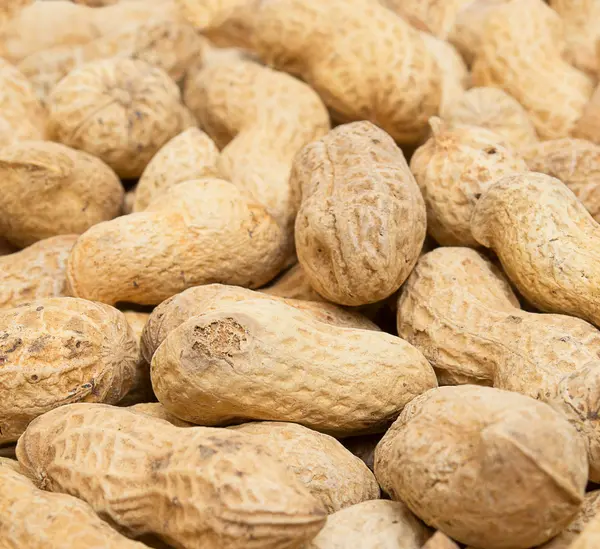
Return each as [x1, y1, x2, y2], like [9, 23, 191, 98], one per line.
[151, 298, 437, 435]
[129, 402, 193, 427]
[0, 297, 138, 444]
[410, 119, 527, 247]
[16, 403, 327, 549]
[0, 235, 78, 308]
[374, 385, 588, 549]
[549, 0, 600, 77]
[472, 0, 594, 140]
[121, 310, 150, 342]
[230, 421, 380, 513]
[0, 141, 123, 248]
[397, 248, 600, 480]
[304, 500, 430, 549]
[181, 0, 441, 145]
[293, 121, 426, 306]
[443, 87, 539, 150]
[134, 128, 219, 211]
[184, 56, 330, 237]
[523, 138, 600, 222]
[47, 58, 194, 179]
[261, 263, 327, 303]
[18, 20, 206, 102]
[422, 532, 460, 549]
[0, 463, 147, 549]
[122, 190, 136, 215]
[140, 284, 378, 363]
[568, 512, 600, 549]
[66, 178, 287, 306]
[540, 491, 600, 549]
[471, 173, 600, 328]
[0, 0, 32, 28]
[573, 85, 600, 145]
[341, 434, 382, 473]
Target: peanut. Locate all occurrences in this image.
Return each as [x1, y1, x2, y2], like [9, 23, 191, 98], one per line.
[374, 385, 588, 549]
[0, 297, 138, 444]
[303, 500, 430, 549]
[0, 141, 123, 248]
[16, 403, 327, 549]
[523, 138, 600, 222]
[568, 513, 600, 549]
[0, 235, 77, 308]
[151, 297, 437, 435]
[293, 121, 426, 306]
[66, 179, 287, 305]
[573, 85, 600, 145]
[423, 532, 460, 549]
[140, 284, 379, 363]
[443, 87, 539, 150]
[129, 402, 193, 427]
[261, 263, 327, 303]
[47, 58, 195, 179]
[472, 0, 594, 140]
[397, 247, 600, 480]
[409, 119, 527, 247]
[471, 172, 600, 328]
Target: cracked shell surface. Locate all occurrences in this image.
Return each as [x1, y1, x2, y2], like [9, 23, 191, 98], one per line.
[16, 403, 327, 549]
[409, 120, 527, 247]
[261, 263, 327, 303]
[373, 385, 588, 549]
[184, 56, 330, 237]
[66, 179, 287, 306]
[471, 172, 600, 328]
[397, 247, 600, 480]
[294, 121, 426, 306]
[134, 127, 219, 211]
[151, 297, 437, 435]
[0, 462, 147, 549]
[47, 58, 194, 179]
[0, 297, 138, 444]
[0, 235, 78, 308]
[471, 0, 594, 140]
[0, 141, 123, 248]
[230, 421, 379, 514]
[140, 284, 378, 363]
[523, 138, 600, 222]
[188, 0, 441, 144]
[304, 499, 430, 549]
[444, 87, 538, 150]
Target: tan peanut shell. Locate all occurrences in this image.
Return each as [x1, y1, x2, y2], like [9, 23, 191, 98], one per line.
[444, 87, 538, 150]
[66, 178, 287, 305]
[0, 235, 77, 308]
[568, 513, 600, 549]
[16, 403, 327, 549]
[151, 297, 437, 435]
[374, 385, 588, 549]
[0, 297, 138, 444]
[472, 0, 594, 140]
[304, 500, 430, 549]
[0, 236, 15, 256]
[0, 141, 123, 248]
[0, 0, 32, 27]
[182, 0, 441, 145]
[471, 172, 600, 328]
[134, 128, 219, 211]
[293, 121, 426, 306]
[48, 58, 194, 179]
[230, 421, 380, 513]
[574, 85, 600, 145]
[423, 532, 460, 549]
[523, 138, 600, 222]
[18, 20, 206, 101]
[129, 402, 193, 427]
[540, 491, 600, 549]
[550, 0, 600, 76]
[0, 461, 147, 549]
[409, 119, 527, 247]
[261, 263, 327, 303]
[184, 56, 330, 237]
[397, 247, 600, 480]
[140, 284, 378, 363]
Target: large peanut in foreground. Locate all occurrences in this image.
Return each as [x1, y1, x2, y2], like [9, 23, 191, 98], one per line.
[17, 404, 327, 549]
[374, 385, 588, 549]
[0, 298, 138, 443]
[293, 121, 426, 306]
[151, 298, 437, 435]
[471, 173, 600, 329]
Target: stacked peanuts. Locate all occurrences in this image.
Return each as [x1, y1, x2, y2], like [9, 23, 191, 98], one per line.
[2, 1, 600, 548]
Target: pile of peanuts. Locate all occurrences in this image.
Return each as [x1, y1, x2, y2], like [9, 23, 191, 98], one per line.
[2, 0, 600, 548]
